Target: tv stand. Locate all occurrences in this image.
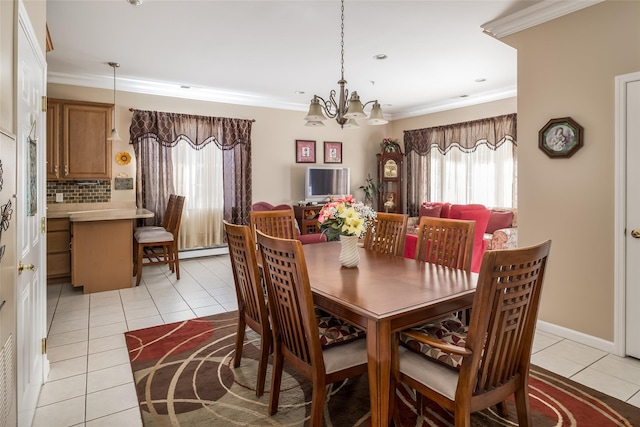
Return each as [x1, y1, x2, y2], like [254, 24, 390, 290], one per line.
[294, 205, 322, 235]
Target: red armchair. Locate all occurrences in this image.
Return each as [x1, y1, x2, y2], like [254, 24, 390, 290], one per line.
[250, 202, 327, 244]
[405, 202, 490, 272]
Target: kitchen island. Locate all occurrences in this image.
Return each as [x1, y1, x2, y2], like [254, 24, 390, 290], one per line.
[48, 206, 153, 294]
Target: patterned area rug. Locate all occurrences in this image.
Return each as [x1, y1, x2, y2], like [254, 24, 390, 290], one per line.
[125, 311, 639, 426]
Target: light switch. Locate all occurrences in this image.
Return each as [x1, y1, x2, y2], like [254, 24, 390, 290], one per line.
[55, 193, 63, 203]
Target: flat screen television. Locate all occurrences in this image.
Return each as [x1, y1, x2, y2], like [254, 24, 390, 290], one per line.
[304, 166, 350, 203]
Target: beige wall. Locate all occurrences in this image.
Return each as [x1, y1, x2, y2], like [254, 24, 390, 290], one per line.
[47, 83, 394, 206]
[23, 0, 47, 55]
[504, 0, 640, 341]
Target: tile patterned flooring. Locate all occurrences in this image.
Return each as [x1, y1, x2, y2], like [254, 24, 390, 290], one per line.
[34, 255, 640, 426]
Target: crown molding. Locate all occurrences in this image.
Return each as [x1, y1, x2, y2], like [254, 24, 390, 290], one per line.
[388, 87, 518, 121]
[481, 0, 605, 39]
[47, 71, 308, 112]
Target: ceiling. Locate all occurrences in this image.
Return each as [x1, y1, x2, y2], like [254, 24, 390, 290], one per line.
[46, 1, 563, 120]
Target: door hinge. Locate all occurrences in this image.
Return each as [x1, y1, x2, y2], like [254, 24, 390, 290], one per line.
[41, 217, 46, 234]
[41, 96, 47, 112]
[41, 338, 47, 354]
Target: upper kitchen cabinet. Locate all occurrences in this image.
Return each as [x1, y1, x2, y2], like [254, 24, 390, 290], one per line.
[47, 98, 113, 180]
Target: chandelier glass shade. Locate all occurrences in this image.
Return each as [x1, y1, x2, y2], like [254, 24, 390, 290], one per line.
[304, 0, 388, 128]
[107, 61, 121, 141]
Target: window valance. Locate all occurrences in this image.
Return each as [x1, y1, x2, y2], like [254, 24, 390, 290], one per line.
[129, 109, 253, 150]
[404, 113, 516, 155]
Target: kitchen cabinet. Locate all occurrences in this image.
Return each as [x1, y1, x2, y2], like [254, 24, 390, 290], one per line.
[47, 98, 113, 180]
[46, 218, 71, 283]
[72, 219, 133, 293]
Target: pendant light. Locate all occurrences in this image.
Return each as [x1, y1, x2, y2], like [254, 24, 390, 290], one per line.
[107, 62, 121, 141]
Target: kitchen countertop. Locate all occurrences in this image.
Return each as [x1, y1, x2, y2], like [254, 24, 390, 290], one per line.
[47, 204, 154, 222]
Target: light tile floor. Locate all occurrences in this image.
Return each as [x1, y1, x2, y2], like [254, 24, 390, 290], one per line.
[34, 255, 640, 426]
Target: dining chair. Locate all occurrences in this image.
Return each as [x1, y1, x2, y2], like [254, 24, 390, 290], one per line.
[249, 209, 298, 241]
[413, 216, 475, 271]
[392, 240, 552, 427]
[134, 194, 177, 234]
[134, 195, 185, 286]
[255, 230, 368, 426]
[223, 221, 272, 397]
[363, 212, 408, 256]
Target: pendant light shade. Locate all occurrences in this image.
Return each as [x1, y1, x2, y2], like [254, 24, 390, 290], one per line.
[343, 119, 360, 129]
[304, 97, 327, 122]
[367, 101, 389, 125]
[343, 92, 366, 119]
[107, 62, 121, 141]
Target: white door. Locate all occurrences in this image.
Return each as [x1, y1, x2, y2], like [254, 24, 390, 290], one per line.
[625, 74, 640, 359]
[16, 13, 47, 427]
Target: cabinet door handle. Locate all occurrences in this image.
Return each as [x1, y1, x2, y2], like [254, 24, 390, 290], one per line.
[64, 165, 69, 176]
[54, 165, 59, 176]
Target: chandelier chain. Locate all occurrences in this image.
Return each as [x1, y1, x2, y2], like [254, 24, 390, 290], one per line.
[340, 0, 344, 81]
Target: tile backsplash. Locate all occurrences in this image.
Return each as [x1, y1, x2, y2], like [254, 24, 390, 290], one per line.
[46, 180, 111, 204]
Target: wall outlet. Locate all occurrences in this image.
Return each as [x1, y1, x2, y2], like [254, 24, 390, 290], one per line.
[55, 193, 64, 203]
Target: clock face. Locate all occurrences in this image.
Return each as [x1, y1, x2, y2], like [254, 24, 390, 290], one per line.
[384, 159, 398, 178]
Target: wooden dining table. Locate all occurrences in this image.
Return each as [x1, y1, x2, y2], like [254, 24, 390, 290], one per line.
[302, 241, 478, 427]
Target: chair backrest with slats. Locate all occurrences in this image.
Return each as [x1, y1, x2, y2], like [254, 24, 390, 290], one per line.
[363, 212, 408, 256]
[167, 195, 185, 238]
[414, 216, 475, 271]
[160, 194, 177, 229]
[256, 230, 324, 377]
[224, 221, 270, 335]
[461, 240, 551, 399]
[249, 210, 298, 242]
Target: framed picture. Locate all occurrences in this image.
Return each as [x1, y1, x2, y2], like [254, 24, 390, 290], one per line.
[538, 117, 584, 158]
[324, 141, 342, 164]
[295, 140, 316, 163]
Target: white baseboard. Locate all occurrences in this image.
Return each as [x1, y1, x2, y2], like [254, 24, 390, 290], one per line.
[536, 320, 618, 355]
[178, 246, 229, 260]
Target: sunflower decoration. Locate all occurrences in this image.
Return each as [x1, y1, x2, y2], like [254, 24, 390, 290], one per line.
[116, 151, 132, 166]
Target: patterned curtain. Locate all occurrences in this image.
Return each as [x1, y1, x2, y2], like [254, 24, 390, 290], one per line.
[404, 114, 517, 216]
[130, 109, 253, 243]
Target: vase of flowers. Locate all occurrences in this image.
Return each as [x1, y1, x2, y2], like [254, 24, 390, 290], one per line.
[317, 195, 376, 268]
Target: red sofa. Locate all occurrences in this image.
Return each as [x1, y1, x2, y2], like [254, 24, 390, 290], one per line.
[251, 202, 327, 245]
[403, 202, 491, 272]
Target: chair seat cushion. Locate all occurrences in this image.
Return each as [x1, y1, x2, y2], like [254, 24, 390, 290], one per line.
[400, 314, 468, 369]
[315, 308, 366, 348]
[135, 229, 174, 244]
[134, 226, 167, 239]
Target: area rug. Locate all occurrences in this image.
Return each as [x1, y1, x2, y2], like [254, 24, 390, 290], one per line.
[125, 311, 639, 426]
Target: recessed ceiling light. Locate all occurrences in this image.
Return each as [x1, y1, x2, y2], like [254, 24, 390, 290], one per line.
[474, 78, 486, 83]
[127, 0, 143, 5]
[373, 54, 387, 60]
[295, 90, 305, 95]
[180, 85, 191, 89]
[460, 94, 469, 98]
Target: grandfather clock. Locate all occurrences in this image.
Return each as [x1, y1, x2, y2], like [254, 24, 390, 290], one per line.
[377, 141, 403, 214]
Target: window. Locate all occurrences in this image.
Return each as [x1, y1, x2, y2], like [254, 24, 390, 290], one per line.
[404, 114, 516, 216]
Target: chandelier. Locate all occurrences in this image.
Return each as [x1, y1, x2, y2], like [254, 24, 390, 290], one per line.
[304, 0, 387, 128]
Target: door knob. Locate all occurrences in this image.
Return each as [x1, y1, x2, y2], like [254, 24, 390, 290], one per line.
[18, 261, 35, 274]
[631, 229, 640, 238]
